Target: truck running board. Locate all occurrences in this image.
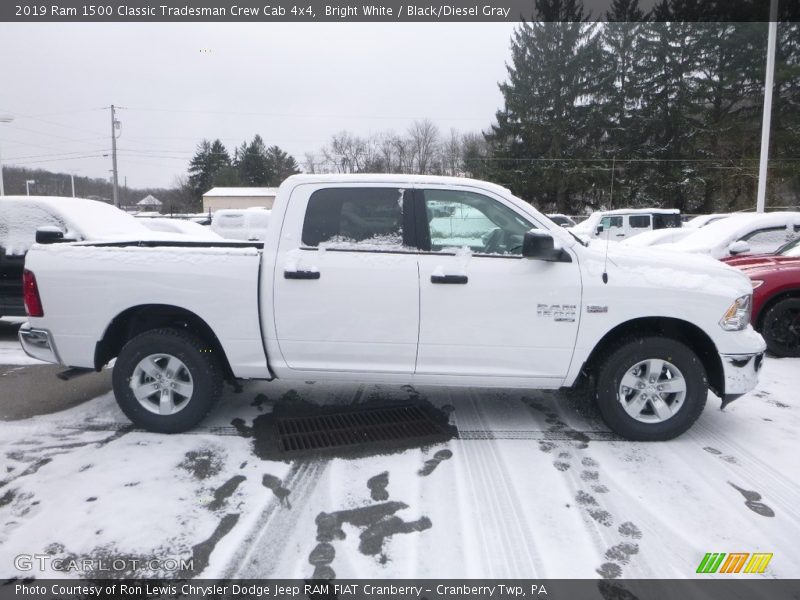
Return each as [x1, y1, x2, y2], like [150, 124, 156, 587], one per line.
[56, 367, 95, 381]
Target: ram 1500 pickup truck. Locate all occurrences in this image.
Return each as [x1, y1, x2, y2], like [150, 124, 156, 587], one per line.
[19, 175, 766, 440]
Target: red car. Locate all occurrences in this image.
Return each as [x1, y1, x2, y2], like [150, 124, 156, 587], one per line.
[722, 238, 800, 357]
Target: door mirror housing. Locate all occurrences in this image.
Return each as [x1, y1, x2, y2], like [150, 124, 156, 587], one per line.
[35, 226, 65, 244]
[522, 231, 571, 262]
[728, 240, 750, 255]
[595, 224, 604, 236]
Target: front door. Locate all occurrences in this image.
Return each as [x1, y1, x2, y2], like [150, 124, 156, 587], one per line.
[415, 187, 582, 380]
[273, 185, 420, 373]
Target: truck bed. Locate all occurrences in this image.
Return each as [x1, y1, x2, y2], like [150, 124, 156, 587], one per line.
[24, 241, 269, 378]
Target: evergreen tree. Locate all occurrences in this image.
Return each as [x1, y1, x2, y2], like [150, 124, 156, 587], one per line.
[264, 145, 300, 185]
[187, 139, 231, 200]
[238, 134, 270, 185]
[487, 0, 603, 212]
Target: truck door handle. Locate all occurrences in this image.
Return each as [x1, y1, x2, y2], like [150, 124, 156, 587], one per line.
[431, 274, 468, 284]
[284, 270, 320, 280]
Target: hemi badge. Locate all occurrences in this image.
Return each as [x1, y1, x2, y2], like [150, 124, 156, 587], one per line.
[587, 305, 608, 313]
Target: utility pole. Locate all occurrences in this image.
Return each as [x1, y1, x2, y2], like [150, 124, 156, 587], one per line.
[756, 0, 779, 213]
[110, 104, 121, 207]
[71, 173, 76, 197]
[0, 115, 14, 196]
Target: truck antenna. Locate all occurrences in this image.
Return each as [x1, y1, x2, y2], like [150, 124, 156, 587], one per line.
[602, 156, 615, 284]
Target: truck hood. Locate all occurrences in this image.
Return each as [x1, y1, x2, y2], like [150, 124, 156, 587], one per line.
[581, 240, 752, 299]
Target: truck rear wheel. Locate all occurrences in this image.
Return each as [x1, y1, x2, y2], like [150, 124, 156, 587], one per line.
[112, 328, 223, 433]
[595, 337, 707, 441]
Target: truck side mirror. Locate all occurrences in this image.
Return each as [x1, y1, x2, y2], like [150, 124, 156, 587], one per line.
[728, 240, 750, 255]
[522, 231, 571, 262]
[35, 226, 65, 244]
[595, 224, 604, 236]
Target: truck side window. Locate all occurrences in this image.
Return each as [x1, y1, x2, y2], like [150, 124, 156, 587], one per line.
[302, 188, 407, 249]
[422, 189, 534, 255]
[628, 215, 650, 229]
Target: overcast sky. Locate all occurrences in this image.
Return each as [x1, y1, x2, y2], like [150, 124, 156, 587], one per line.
[0, 23, 518, 189]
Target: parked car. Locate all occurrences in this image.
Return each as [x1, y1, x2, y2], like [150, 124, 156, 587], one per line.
[722, 238, 800, 357]
[660, 212, 800, 260]
[138, 217, 222, 240]
[20, 175, 765, 441]
[621, 213, 731, 248]
[570, 208, 681, 241]
[1, 196, 165, 318]
[210, 208, 271, 241]
[547, 214, 577, 228]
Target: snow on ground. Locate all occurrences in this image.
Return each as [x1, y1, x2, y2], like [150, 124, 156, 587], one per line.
[0, 357, 798, 580]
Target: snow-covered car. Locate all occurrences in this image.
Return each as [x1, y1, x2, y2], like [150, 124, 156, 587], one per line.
[138, 217, 222, 240]
[546, 213, 577, 228]
[1, 196, 167, 318]
[210, 208, 271, 241]
[20, 175, 765, 441]
[659, 212, 800, 260]
[570, 208, 681, 241]
[621, 213, 732, 248]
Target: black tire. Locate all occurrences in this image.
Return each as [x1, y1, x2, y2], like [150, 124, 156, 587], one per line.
[761, 298, 800, 358]
[112, 327, 224, 433]
[595, 337, 707, 441]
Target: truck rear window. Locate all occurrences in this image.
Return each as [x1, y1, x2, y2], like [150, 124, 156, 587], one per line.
[302, 188, 407, 249]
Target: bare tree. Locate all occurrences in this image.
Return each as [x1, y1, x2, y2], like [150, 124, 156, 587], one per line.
[408, 119, 440, 174]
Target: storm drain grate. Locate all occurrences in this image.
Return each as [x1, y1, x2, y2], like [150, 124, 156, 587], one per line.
[274, 403, 451, 453]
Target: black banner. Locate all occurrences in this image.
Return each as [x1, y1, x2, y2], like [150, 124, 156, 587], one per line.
[2, 0, 799, 23]
[3, 580, 800, 600]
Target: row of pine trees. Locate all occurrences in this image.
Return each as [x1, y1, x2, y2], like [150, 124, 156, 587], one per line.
[186, 0, 800, 214]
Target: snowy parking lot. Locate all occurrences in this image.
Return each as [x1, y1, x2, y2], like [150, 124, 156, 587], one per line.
[1, 320, 798, 581]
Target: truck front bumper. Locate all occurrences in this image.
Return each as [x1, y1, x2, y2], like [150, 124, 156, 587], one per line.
[18, 324, 60, 364]
[719, 351, 764, 408]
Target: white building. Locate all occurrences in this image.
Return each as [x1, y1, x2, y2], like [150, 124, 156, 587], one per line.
[202, 187, 278, 213]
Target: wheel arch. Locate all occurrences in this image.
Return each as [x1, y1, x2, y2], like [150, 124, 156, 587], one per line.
[94, 304, 234, 380]
[580, 316, 724, 397]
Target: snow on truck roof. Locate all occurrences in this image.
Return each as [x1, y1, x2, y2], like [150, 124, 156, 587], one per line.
[280, 174, 514, 196]
[204, 187, 279, 197]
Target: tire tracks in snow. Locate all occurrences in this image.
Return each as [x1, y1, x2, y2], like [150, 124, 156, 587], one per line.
[448, 390, 546, 577]
[221, 460, 328, 578]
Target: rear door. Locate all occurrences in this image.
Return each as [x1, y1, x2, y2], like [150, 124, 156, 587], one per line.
[272, 185, 420, 373]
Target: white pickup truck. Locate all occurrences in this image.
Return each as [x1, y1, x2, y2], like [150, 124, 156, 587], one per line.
[19, 175, 766, 440]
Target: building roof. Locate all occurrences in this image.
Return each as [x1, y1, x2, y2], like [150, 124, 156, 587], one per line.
[204, 187, 279, 197]
[137, 194, 162, 206]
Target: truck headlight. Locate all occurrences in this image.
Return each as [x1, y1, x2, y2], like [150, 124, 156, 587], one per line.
[719, 295, 751, 331]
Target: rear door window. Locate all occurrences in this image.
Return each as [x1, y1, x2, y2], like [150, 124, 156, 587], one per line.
[628, 215, 651, 229]
[302, 187, 411, 250]
[653, 213, 681, 229]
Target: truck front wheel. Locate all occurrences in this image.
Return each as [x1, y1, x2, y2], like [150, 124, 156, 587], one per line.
[595, 337, 707, 441]
[112, 328, 224, 433]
